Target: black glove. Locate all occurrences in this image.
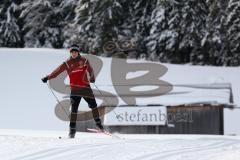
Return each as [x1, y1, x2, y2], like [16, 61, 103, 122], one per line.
[41, 76, 48, 83]
[90, 78, 95, 83]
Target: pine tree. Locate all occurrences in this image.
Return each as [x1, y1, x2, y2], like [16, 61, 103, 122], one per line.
[224, 0, 240, 66]
[145, 0, 167, 61]
[60, 0, 80, 48]
[73, 0, 124, 53]
[0, 0, 24, 47]
[198, 0, 225, 66]
[146, 0, 208, 64]
[127, 0, 157, 60]
[21, 0, 65, 48]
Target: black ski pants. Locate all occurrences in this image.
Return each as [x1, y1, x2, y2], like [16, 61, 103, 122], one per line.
[69, 87, 101, 129]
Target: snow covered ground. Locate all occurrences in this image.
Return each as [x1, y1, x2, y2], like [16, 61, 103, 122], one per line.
[0, 129, 240, 160]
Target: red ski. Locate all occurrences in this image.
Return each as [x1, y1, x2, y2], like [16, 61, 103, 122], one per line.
[87, 128, 122, 139]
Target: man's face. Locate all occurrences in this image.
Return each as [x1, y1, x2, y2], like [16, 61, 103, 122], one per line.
[70, 50, 79, 59]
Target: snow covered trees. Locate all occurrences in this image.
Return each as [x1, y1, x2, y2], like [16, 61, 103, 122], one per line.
[20, 0, 66, 48]
[0, 0, 24, 47]
[0, 0, 239, 66]
[73, 0, 124, 52]
[224, 0, 240, 66]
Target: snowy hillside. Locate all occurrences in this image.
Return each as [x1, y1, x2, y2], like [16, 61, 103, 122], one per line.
[0, 48, 240, 134]
[0, 129, 240, 160]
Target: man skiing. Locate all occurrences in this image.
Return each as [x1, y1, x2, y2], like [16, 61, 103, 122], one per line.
[41, 44, 104, 138]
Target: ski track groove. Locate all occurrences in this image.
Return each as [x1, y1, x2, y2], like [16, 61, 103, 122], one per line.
[130, 140, 221, 160]
[131, 139, 239, 160]
[3, 135, 240, 160]
[11, 141, 121, 160]
[150, 141, 238, 160]
[35, 139, 149, 160]
[8, 140, 163, 160]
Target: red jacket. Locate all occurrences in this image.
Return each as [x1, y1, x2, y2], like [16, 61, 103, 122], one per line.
[48, 56, 95, 90]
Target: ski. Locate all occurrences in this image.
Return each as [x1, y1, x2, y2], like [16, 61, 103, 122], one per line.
[87, 128, 122, 139]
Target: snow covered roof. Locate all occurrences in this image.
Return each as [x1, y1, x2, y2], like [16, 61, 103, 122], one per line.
[95, 83, 232, 107]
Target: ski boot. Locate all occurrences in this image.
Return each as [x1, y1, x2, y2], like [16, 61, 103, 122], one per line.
[96, 121, 104, 131]
[68, 127, 76, 139]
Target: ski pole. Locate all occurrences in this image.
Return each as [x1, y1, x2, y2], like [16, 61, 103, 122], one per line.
[91, 84, 123, 139]
[93, 83, 121, 118]
[93, 83, 111, 105]
[47, 82, 70, 120]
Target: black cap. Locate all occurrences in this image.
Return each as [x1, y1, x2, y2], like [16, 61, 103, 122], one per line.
[69, 44, 80, 52]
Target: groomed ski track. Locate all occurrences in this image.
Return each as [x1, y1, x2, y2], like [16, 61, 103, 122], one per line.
[0, 129, 240, 160]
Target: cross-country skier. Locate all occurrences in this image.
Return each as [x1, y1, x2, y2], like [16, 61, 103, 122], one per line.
[41, 44, 104, 138]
